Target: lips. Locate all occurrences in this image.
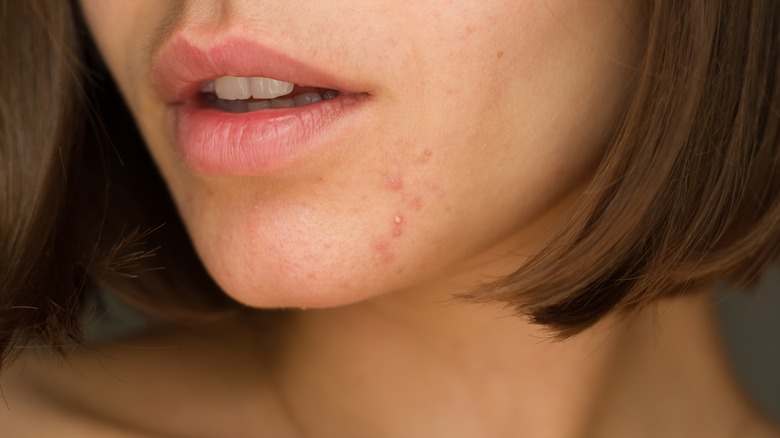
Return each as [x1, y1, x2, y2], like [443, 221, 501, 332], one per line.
[150, 35, 369, 175]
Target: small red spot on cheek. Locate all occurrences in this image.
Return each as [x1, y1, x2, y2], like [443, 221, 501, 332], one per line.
[373, 239, 395, 263]
[415, 149, 433, 165]
[384, 175, 403, 191]
[426, 183, 445, 199]
[372, 213, 406, 264]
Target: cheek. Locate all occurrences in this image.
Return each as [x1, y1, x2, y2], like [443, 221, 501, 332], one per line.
[80, 1, 177, 109]
[97, 0, 643, 309]
[79, 1, 134, 71]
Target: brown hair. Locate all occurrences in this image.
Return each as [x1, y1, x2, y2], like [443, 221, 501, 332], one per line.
[465, 0, 780, 336]
[0, 0, 778, 368]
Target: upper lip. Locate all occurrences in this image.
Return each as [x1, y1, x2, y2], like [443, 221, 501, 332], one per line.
[151, 33, 361, 104]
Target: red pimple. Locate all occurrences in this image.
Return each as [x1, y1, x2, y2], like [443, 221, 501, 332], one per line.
[384, 174, 404, 191]
[416, 149, 433, 164]
[426, 183, 445, 198]
[392, 213, 404, 237]
[373, 239, 395, 263]
[407, 196, 423, 211]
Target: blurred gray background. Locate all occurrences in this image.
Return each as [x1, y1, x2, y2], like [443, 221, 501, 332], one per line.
[718, 268, 780, 424]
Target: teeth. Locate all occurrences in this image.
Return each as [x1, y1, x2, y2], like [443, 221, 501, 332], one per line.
[322, 89, 339, 100]
[212, 76, 294, 100]
[293, 93, 323, 106]
[271, 98, 296, 109]
[246, 100, 272, 111]
[200, 81, 215, 93]
[204, 78, 341, 113]
[226, 100, 249, 113]
[250, 77, 295, 99]
[214, 76, 251, 100]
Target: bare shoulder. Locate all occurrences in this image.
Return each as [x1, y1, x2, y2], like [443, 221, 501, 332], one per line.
[0, 321, 297, 437]
[0, 352, 138, 437]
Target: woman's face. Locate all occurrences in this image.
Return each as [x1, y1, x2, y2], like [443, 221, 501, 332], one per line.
[80, 1, 642, 308]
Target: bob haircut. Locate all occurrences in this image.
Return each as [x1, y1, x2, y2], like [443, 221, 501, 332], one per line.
[1, 0, 778, 368]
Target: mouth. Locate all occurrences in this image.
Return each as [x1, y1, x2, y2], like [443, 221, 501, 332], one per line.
[150, 36, 370, 176]
[199, 76, 342, 113]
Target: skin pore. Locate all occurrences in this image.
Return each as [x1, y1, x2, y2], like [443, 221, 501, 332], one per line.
[0, 0, 777, 437]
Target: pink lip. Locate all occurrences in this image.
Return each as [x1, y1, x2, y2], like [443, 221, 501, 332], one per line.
[150, 36, 368, 175]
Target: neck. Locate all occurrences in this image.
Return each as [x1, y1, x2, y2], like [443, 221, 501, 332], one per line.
[272, 285, 760, 438]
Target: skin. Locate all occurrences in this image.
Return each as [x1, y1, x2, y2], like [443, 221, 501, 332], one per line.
[77, 0, 641, 308]
[0, 1, 777, 437]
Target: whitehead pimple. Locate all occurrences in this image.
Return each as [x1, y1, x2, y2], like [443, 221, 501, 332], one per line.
[384, 174, 404, 191]
[392, 213, 404, 238]
[371, 213, 406, 263]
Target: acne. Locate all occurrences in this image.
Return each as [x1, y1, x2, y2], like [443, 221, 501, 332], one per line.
[426, 183, 446, 199]
[415, 149, 433, 165]
[392, 214, 404, 237]
[406, 195, 424, 211]
[373, 239, 395, 263]
[372, 148, 436, 264]
[384, 174, 404, 191]
[371, 213, 405, 264]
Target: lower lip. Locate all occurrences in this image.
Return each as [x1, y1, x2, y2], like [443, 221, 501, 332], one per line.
[171, 94, 366, 175]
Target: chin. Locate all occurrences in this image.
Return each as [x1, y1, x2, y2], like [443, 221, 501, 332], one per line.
[209, 263, 394, 310]
[189, 228, 411, 310]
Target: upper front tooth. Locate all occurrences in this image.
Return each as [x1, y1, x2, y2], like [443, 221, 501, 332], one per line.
[213, 76, 295, 100]
[250, 77, 294, 99]
[214, 76, 251, 100]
